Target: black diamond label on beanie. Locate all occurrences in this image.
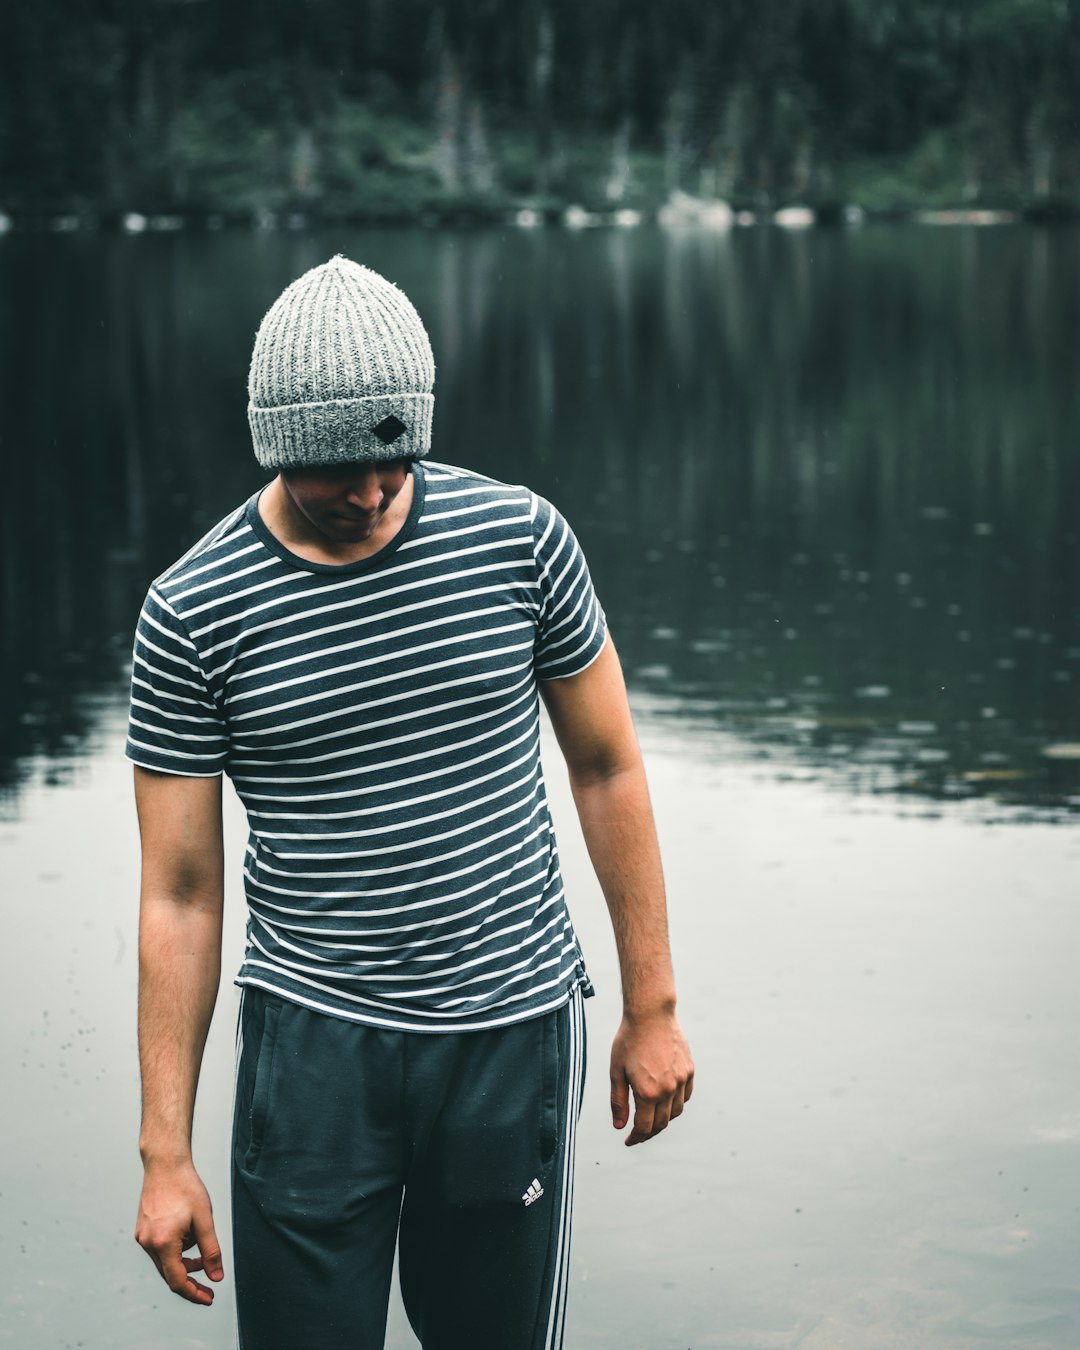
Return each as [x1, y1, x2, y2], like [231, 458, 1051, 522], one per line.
[372, 414, 407, 445]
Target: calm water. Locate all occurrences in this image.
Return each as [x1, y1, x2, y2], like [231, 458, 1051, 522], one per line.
[1, 225, 1078, 1348]
[2, 223, 1079, 816]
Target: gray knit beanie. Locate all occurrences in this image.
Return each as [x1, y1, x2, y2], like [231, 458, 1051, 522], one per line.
[247, 255, 435, 469]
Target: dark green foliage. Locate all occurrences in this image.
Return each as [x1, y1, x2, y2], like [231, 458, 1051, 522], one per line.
[3, 0, 1080, 218]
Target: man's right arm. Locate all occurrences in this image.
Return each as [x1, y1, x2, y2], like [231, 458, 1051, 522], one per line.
[133, 765, 226, 1307]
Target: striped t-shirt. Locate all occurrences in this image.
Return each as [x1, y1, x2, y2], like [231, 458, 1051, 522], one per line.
[126, 460, 607, 1032]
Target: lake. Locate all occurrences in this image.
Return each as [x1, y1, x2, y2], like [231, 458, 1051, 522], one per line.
[1, 222, 1078, 1348]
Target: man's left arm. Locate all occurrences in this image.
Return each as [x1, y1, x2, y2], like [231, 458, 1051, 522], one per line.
[540, 635, 694, 1146]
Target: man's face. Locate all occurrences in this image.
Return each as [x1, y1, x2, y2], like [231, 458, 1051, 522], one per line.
[279, 459, 412, 544]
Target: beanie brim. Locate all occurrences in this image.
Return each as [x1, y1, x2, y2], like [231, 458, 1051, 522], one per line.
[248, 393, 433, 470]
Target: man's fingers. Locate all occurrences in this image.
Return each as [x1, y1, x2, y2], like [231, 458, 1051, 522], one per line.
[610, 1074, 630, 1130]
[670, 1082, 687, 1120]
[182, 1277, 215, 1305]
[632, 1093, 672, 1144]
[159, 1242, 215, 1304]
[626, 1095, 657, 1146]
[136, 1220, 221, 1303]
[192, 1212, 224, 1283]
[627, 1073, 690, 1144]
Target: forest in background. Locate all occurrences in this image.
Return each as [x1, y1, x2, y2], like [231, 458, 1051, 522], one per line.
[5, 0, 1080, 224]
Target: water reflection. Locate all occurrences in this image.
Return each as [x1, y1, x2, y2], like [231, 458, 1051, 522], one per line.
[1, 225, 1077, 815]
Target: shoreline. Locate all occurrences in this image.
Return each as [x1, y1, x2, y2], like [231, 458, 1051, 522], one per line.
[4, 197, 1080, 237]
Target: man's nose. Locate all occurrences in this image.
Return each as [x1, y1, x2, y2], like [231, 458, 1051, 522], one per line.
[344, 470, 382, 511]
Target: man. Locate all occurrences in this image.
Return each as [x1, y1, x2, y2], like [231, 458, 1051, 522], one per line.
[129, 255, 693, 1349]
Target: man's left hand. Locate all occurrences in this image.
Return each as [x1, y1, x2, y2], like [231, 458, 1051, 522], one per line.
[610, 1010, 694, 1146]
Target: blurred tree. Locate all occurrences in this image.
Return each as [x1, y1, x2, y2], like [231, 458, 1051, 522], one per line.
[3, 0, 1080, 216]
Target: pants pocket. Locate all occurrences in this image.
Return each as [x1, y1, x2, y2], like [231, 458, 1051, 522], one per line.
[434, 1005, 566, 1207]
[539, 1006, 560, 1168]
[243, 996, 282, 1172]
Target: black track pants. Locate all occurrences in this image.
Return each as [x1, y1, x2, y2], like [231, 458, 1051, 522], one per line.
[231, 987, 587, 1350]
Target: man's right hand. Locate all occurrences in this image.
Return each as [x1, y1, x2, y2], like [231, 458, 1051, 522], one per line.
[135, 1162, 224, 1306]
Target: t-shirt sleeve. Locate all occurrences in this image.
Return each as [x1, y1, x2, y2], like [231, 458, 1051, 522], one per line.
[529, 493, 608, 680]
[125, 586, 229, 776]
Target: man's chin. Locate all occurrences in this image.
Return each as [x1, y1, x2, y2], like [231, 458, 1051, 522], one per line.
[327, 515, 379, 541]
